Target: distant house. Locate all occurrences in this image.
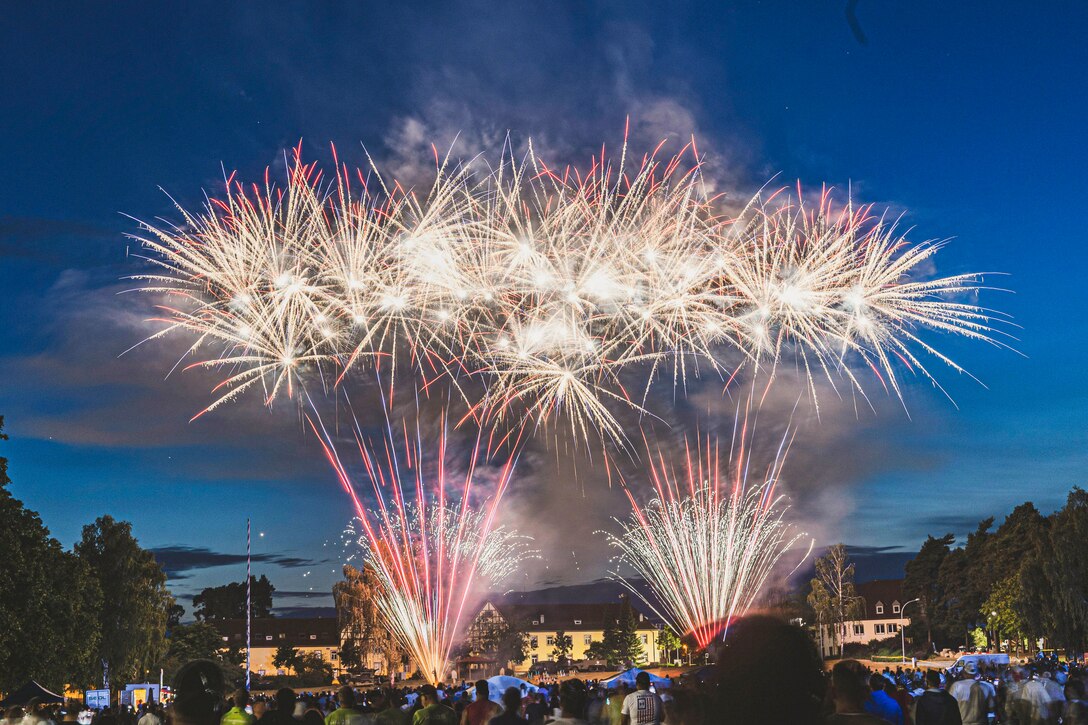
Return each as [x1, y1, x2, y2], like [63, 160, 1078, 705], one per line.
[464, 600, 663, 674]
[211, 617, 340, 678]
[815, 579, 913, 658]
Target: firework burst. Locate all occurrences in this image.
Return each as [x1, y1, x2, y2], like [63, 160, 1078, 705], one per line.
[130, 136, 1010, 445]
[605, 422, 807, 649]
[311, 407, 533, 684]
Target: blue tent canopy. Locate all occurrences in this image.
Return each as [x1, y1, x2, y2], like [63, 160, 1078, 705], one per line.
[470, 675, 548, 703]
[603, 668, 672, 689]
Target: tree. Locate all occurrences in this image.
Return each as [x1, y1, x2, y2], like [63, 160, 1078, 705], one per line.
[291, 651, 334, 686]
[333, 564, 406, 674]
[273, 644, 300, 674]
[808, 544, 863, 658]
[161, 622, 224, 684]
[903, 534, 954, 649]
[77, 515, 174, 685]
[0, 417, 103, 692]
[599, 598, 644, 666]
[193, 575, 275, 621]
[658, 626, 683, 665]
[550, 630, 573, 664]
[982, 576, 1027, 654]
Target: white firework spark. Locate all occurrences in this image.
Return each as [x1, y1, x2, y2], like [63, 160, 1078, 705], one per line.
[605, 423, 807, 649]
[130, 139, 1010, 443]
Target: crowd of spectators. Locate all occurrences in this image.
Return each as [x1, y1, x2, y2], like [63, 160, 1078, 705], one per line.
[9, 616, 1088, 725]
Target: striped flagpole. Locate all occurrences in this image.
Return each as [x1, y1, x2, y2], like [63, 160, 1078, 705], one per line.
[246, 518, 251, 691]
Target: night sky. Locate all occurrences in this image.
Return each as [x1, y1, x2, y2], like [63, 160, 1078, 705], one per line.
[2, 1, 1086, 616]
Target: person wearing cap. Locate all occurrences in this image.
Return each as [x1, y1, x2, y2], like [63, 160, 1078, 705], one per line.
[948, 665, 991, 725]
[221, 690, 256, 725]
[411, 686, 455, 725]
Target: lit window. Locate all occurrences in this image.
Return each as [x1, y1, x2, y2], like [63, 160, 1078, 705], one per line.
[277, 669, 285, 676]
[574, 620, 582, 625]
[532, 620, 539, 626]
[310, 634, 317, 640]
[265, 635, 273, 641]
[279, 633, 286, 639]
[641, 635, 647, 644]
[222, 636, 229, 642]
[315, 651, 323, 660]
[584, 635, 592, 645]
[258, 669, 266, 676]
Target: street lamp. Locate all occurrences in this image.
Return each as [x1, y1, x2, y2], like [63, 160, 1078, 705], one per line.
[901, 598, 921, 664]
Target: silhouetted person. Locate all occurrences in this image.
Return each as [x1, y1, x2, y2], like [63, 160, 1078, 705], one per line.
[170, 660, 227, 725]
[258, 689, 296, 725]
[461, 681, 499, 725]
[710, 615, 827, 725]
[487, 689, 526, 725]
[412, 686, 456, 725]
[914, 670, 962, 725]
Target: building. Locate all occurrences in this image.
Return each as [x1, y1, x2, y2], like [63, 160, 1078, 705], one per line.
[815, 579, 913, 658]
[212, 617, 340, 678]
[465, 599, 664, 673]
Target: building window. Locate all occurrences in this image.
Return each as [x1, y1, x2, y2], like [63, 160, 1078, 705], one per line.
[279, 633, 286, 639]
[640, 634, 647, 644]
[258, 669, 266, 676]
[532, 620, 539, 626]
[277, 669, 285, 676]
[222, 636, 229, 642]
[315, 651, 323, 660]
[531, 655, 538, 664]
[584, 635, 592, 645]
[574, 619, 582, 625]
[265, 635, 273, 641]
[530, 637, 538, 649]
[875, 624, 886, 634]
[310, 634, 317, 640]
[546, 636, 555, 647]
[893, 603, 900, 613]
[853, 624, 864, 636]
[888, 623, 898, 633]
[331, 652, 338, 661]
[875, 604, 884, 615]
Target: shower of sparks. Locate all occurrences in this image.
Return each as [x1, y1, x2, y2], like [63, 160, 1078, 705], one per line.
[311, 409, 532, 685]
[130, 135, 1010, 445]
[605, 421, 808, 650]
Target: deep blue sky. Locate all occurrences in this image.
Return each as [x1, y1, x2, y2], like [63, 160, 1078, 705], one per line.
[2, 1, 1086, 613]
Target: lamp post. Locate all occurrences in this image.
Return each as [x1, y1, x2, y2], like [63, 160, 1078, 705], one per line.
[901, 598, 921, 664]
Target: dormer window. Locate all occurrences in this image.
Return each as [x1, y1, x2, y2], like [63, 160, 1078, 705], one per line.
[574, 619, 582, 625]
[539, 614, 544, 624]
[892, 603, 900, 614]
[875, 603, 884, 615]
[532, 620, 539, 626]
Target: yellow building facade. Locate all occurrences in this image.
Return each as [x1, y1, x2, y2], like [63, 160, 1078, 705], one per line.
[467, 600, 663, 673]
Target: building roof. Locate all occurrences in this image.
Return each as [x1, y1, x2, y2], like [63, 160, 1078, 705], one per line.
[855, 579, 905, 619]
[210, 616, 339, 648]
[492, 601, 660, 631]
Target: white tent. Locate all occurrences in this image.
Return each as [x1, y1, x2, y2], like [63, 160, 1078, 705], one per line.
[603, 667, 672, 690]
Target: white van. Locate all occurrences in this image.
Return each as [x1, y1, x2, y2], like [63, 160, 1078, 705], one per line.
[952, 653, 1010, 672]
